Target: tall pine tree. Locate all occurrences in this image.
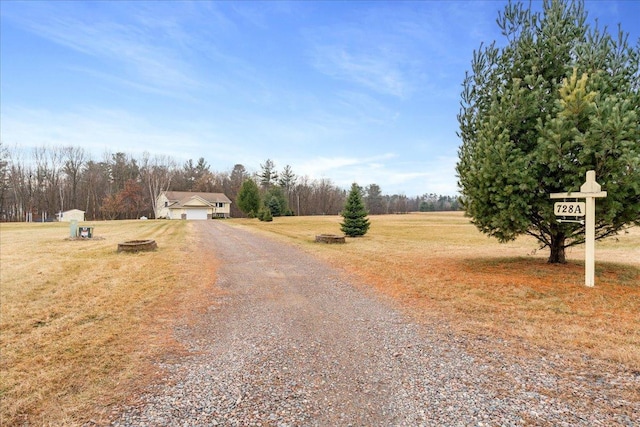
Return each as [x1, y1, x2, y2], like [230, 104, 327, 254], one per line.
[237, 179, 261, 217]
[341, 183, 370, 237]
[457, 0, 640, 263]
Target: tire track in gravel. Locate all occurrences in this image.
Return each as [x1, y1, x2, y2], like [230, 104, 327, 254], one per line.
[112, 220, 639, 426]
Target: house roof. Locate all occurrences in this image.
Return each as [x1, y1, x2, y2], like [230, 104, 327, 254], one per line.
[162, 191, 231, 208]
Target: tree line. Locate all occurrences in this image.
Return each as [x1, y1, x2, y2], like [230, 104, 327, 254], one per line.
[0, 143, 460, 222]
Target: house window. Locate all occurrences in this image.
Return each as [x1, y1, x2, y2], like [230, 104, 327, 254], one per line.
[164, 201, 168, 207]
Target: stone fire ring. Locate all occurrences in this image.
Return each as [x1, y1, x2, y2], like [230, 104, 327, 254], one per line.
[117, 239, 158, 253]
[315, 234, 346, 244]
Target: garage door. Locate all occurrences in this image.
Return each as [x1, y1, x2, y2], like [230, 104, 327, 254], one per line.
[186, 209, 208, 220]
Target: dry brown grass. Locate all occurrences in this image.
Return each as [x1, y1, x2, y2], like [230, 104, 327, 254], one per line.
[230, 212, 640, 371]
[0, 220, 219, 426]
[1, 214, 638, 424]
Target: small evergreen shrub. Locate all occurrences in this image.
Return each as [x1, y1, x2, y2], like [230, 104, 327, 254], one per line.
[340, 183, 370, 237]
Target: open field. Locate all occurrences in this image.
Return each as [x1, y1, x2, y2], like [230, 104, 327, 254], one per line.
[1, 213, 638, 425]
[230, 212, 640, 370]
[0, 220, 219, 426]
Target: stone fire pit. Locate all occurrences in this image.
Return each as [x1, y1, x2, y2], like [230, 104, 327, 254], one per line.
[315, 234, 346, 244]
[117, 239, 158, 253]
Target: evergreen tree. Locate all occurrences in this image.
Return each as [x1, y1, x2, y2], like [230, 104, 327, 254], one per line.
[457, 0, 640, 263]
[279, 164, 297, 214]
[266, 196, 281, 217]
[340, 183, 370, 237]
[258, 207, 273, 222]
[237, 179, 261, 217]
[263, 186, 287, 217]
[179, 157, 210, 191]
[365, 183, 385, 215]
[259, 159, 278, 189]
[278, 164, 296, 190]
[228, 164, 249, 217]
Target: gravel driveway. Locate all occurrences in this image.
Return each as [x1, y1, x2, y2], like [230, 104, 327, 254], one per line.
[112, 221, 639, 426]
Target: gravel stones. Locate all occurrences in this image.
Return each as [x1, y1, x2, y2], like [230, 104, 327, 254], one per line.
[111, 221, 639, 426]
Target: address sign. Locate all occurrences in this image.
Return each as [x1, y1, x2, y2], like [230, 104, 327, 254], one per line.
[554, 202, 586, 217]
[550, 171, 607, 287]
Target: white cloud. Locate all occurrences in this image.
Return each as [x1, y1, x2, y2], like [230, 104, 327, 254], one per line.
[0, 106, 236, 164]
[311, 44, 409, 97]
[289, 153, 458, 196]
[2, 2, 202, 93]
[303, 2, 484, 100]
[1, 1, 470, 197]
[295, 153, 396, 177]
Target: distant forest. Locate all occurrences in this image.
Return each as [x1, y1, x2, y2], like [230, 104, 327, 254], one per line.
[0, 143, 461, 222]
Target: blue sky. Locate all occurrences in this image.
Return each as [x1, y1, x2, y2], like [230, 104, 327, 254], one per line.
[1, 1, 639, 196]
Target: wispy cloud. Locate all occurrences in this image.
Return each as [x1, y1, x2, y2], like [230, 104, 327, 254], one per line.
[2, 2, 203, 94]
[291, 153, 458, 195]
[296, 153, 396, 176]
[303, 6, 424, 98]
[310, 43, 409, 97]
[2, 1, 510, 196]
[0, 106, 238, 164]
[303, 4, 463, 99]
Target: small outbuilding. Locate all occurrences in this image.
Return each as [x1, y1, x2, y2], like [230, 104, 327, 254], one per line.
[58, 209, 85, 222]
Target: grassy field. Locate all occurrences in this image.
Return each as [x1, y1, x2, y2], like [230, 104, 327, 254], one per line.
[0, 220, 219, 426]
[1, 213, 638, 425]
[230, 212, 640, 370]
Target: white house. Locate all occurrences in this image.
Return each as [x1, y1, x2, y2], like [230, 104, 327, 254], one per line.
[58, 209, 85, 222]
[156, 191, 232, 220]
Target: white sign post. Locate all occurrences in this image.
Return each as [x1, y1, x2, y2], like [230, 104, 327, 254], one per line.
[550, 170, 607, 287]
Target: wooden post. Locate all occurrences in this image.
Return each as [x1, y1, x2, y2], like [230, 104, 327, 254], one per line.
[550, 170, 607, 287]
[580, 171, 603, 287]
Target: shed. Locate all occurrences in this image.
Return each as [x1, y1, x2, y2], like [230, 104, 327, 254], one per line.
[58, 209, 85, 222]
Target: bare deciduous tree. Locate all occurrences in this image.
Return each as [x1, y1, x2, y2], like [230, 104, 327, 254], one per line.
[62, 146, 86, 210]
[140, 152, 176, 219]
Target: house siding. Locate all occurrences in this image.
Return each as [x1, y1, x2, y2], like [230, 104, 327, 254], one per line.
[156, 193, 171, 218]
[155, 191, 232, 219]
